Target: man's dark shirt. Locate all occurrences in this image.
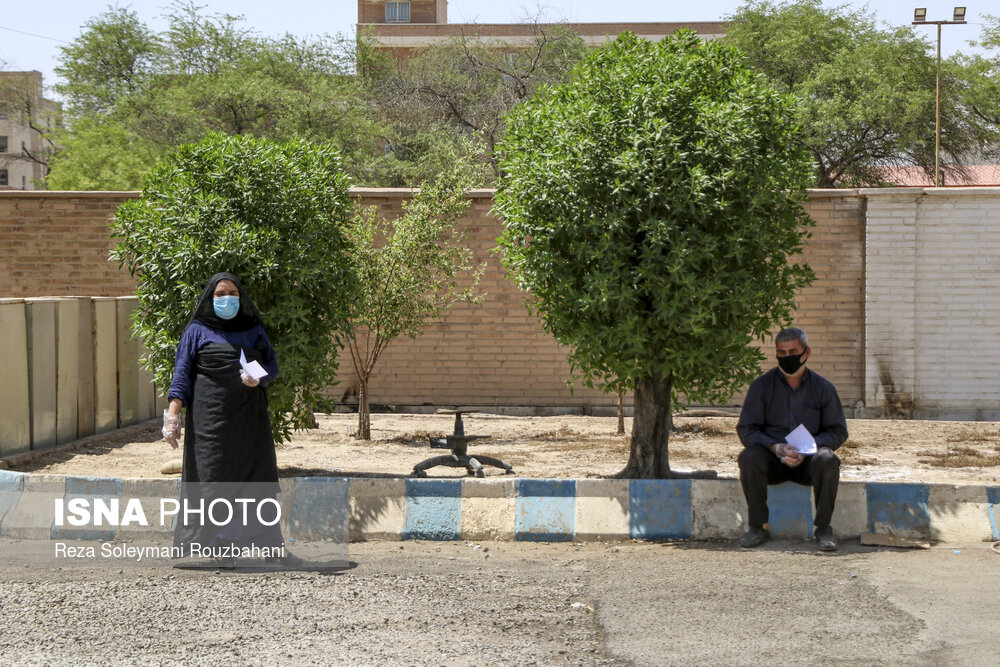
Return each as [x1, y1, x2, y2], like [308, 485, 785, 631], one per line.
[737, 367, 848, 452]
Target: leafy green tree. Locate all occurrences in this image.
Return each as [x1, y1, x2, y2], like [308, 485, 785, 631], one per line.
[111, 133, 357, 442]
[952, 15, 1000, 158]
[48, 2, 387, 189]
[345, 168, 483, 440]
[365, 23, 586, 183]
[46, 116, 162, 190]
[495, 31, 815, 478]
[53, 5, 159, 117]
[724, 0, 991, 186]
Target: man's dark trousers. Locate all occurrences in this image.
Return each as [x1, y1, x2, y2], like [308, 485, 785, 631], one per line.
[738, 446, 841, 529]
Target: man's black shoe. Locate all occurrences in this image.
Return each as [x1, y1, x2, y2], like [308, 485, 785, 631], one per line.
[739, 526, 770, 548]
[815, 525, 837, 551]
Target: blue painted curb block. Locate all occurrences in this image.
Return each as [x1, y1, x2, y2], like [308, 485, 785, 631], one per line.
[988, 487, 1000, 541]
[0, 471, 25, 537]
[52, 476, 124, 541]
[767, 482, 814, 538]
[1, 472, 997, 543]
[404, 479, 462, 540]
[289, 477, 350, 541]
[515, 479, 576, 542]
[867, 483, 930, 537]
[629, 479, 692, 540]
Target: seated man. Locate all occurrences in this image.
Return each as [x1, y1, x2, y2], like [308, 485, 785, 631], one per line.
[736, 327, 848, 551]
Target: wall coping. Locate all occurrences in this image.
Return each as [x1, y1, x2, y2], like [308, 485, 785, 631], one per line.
[805, 188, 860, 198]
[7, 186, 999, 200]
[859, 186, 1000, 197]
[0, 191, 141, 198]
[348, 187, 497, 198]
[0, 188, 500, 200]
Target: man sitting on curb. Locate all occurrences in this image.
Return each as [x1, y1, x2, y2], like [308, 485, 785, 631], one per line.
[736, 327, 848, 551]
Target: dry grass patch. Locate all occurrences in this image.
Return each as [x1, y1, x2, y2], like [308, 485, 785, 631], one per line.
[533, 435, 631, 456]
[534, 425, 583, 440]
[384, 431, 434, 446]
[944, 429, 1000, 445]
[838, 439, 878, 466]
[918, 444, 1000, 468]
[671, 421, 731, 438]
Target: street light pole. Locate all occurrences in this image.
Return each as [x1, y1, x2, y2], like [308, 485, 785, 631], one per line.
[936, 22, 941, 188]
[913, 7, 968, 187]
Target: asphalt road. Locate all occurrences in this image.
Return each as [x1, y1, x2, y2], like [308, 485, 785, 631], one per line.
[2, 539, 999, 665]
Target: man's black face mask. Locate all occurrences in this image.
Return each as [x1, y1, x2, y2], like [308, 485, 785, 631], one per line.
[777, 352, 806, 375]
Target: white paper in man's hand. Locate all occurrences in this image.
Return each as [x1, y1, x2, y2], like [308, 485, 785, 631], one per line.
[240, 348, 268, 381]
[785, 424, 817, 455]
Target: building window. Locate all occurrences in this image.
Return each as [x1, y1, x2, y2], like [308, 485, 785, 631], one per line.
[22, 175, 27, 189]
[0, 169, 8, 186]
[386, 1, 410, 23]
[0, 111, 7, 120]
[0, 136, 7, 153]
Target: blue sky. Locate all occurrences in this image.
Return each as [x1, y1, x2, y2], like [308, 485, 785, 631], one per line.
[1, 1, 992, 97]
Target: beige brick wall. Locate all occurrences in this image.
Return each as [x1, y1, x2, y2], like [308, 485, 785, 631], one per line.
[0, 192, 138, 297]
[775, 191, 865, 409]
[340, 189, 612, 408]
[335, 188, 867, 410]
[0, 188, 866, 410]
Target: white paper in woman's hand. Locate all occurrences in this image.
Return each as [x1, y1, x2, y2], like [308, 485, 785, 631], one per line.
[239, 348, 268, 380]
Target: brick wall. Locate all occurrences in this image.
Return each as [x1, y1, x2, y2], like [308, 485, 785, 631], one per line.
[0, 192, 138, 296]
[0, 188, 867, 410]
[864, 187, 1000, 419]
[785, 191, 866, 410]
[341, 189, 612, 408]
[358, 0, 443, 24]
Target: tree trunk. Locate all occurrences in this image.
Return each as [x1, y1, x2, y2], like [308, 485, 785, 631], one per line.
[615, 371, 717, 480]
[618, 370, 673, 478]
[357, 377, 372, 440]
[616, 389, 625, 436]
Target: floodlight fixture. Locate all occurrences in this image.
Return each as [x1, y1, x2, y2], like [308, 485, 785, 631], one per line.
[953, 7, 966, 22]
[913, 8, 927, 22]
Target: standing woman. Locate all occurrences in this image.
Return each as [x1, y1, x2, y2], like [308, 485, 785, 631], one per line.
[162, 272, 283, 560]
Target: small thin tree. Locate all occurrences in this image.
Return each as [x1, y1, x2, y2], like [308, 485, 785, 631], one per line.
[345, 170, 484, 439]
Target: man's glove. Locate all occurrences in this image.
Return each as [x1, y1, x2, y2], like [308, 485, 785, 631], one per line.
[162, 410, 181, 449]
[240, 369, 260, 388]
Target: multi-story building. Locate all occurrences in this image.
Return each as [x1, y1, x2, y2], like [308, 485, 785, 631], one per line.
[357, 0, 727, 63]
[0, 71, 60, 191]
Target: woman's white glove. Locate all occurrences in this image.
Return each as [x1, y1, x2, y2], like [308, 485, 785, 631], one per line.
[162, 410, 181, 449]
[240, 369, 260, 387]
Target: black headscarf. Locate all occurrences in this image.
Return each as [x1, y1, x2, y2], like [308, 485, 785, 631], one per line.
[188, 272, 264, 332]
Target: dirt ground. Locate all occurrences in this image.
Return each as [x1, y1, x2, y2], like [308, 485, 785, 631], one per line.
[13, 412, 1000, 484]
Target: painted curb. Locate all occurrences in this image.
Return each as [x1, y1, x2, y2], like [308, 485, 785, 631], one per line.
[0, 469, 997, 544]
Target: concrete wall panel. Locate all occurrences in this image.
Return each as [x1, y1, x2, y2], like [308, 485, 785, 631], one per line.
[92, 298, 118, 433]
[0, 300, 31, 456]
[26, 299, 58, 450]
[55, 299, 80, 444]
[76, 298, 95, 438]
[116, 297, 139, 427]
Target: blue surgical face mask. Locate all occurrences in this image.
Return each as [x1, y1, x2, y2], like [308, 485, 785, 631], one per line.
[213, 295, 240, 320]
